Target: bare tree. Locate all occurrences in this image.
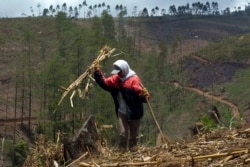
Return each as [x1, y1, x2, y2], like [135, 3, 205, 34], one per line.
[74, 6, 79, 18]
[106, 5, 111, 13]
[82, 0, 88, 18]
[151, 8, 155, 16]
[87, 5, 93, 18]
[30, 6, 34, 17]
[141, 7, 149, 17]
[37, 3, 41, 16]
[161, 8, 166, 16]
[132, 6, 137, 16]
[68, 6, 73, 17]
[98, 3, 102, 16]
[155, 6, 159, 16]
[56, 4, 60, 13]
[62, 3, 67, 13]
[78, 4, 82, 17]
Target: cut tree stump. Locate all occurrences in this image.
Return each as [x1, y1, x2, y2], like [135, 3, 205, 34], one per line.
[63, 115, 104, 160]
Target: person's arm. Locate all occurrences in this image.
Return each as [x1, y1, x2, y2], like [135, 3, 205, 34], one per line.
[94, 69, 119, 91]
[131, 76, 150, 100]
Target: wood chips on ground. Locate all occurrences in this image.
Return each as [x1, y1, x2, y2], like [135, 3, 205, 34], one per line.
[23, 126, 250, 167]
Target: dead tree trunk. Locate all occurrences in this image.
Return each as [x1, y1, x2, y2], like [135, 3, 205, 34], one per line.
[63, 115, 104, 160]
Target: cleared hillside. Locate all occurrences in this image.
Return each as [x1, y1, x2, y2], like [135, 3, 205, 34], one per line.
[123, 15, 250, 55]
[1, 15, 250, 166]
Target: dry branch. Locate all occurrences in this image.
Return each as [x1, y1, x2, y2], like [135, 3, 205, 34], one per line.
[23, 122, 250, 167]
[75, 126, 250, 167]
[79, 161, 159, 167]
[66, 152, 88, 167]
[55, 45, 116, 111]
[193, 149, 249, 160]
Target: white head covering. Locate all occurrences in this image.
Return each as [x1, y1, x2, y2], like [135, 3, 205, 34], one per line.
[111, 59, 136, 81]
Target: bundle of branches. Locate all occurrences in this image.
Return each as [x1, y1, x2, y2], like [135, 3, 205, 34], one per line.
[56, 45, 116, 110]
[23, 134, 63, 167]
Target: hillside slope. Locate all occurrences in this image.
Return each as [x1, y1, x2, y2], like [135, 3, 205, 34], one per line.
[123, 15, 250, 55]
[1, 14, 250, 166]
[1, 15, 250, 140]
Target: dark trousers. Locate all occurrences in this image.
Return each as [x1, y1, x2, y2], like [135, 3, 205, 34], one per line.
[118, 112, 140, 150]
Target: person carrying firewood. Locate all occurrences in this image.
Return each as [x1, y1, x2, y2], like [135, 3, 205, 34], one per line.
[93, 59, 150, 151]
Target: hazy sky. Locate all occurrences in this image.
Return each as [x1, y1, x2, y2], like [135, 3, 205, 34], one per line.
[0, 0, 249, 17]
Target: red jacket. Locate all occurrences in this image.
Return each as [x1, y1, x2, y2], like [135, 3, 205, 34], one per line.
[94, 70, 146, 120]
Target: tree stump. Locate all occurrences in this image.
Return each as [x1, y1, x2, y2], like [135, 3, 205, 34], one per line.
[63, 115, 104, 160]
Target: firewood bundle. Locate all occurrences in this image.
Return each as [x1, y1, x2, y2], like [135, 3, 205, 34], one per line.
[56, 45, 116, 110]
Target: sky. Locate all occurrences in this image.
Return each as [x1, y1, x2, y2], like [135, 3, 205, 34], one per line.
[0, 0, 249, 17]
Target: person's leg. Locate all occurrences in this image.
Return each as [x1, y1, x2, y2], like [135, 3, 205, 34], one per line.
[129, 119, 140, 149]
[118, 112, 128, 150]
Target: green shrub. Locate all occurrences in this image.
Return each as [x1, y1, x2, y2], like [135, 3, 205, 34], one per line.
[11, 140, 29, 166]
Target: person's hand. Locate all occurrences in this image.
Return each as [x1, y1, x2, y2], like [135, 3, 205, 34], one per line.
[93, 60, 101, 71]
[94, 63, 101, 71]
[141, 87, 150, 100]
